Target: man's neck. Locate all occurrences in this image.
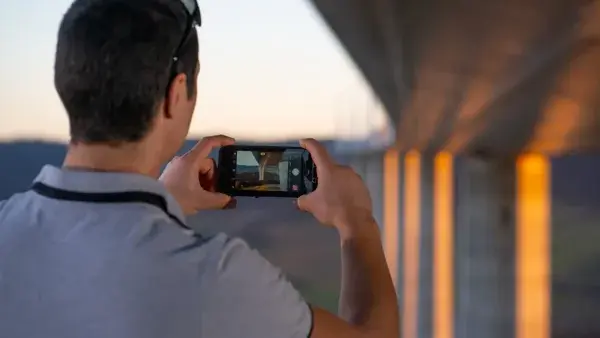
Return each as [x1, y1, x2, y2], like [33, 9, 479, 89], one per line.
[63, 142, 162, 178]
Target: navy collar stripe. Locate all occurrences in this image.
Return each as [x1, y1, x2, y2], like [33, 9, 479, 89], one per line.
[30, 182, 190, 231]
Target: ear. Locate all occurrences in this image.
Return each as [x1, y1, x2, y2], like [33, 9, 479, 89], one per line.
[164, 73, 188, 119]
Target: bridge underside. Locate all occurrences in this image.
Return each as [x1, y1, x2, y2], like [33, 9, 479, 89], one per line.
[309, 2, 600, 337]
[311, 0, 600, 155]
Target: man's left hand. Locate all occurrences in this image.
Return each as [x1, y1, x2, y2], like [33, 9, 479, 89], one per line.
[160, 135, 235, 215]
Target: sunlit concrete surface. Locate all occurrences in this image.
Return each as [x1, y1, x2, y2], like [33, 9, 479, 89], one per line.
[516, 155, 551, 338]
[311, 0, 600, 155]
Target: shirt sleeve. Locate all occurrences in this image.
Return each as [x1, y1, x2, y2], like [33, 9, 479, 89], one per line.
[201, 237, 314, 338]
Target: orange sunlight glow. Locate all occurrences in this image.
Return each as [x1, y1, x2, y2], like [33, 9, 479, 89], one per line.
[516, 154, 551, 338]
[402, 151, 421, 338]
[433, 152, 454, 338]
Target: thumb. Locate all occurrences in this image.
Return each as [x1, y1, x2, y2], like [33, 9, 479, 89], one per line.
[296, 194, 313, 212]
[202, 192, 233, 210]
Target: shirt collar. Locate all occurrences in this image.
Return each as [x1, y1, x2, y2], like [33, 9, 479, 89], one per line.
[32, 165, 187, 226]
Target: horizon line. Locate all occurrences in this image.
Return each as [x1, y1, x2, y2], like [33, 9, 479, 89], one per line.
[0, 135, 340, 145]
[0, 131, 383, 144]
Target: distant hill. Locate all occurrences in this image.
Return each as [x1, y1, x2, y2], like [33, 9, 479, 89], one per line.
[0, 141, 67, 196]
[0, 139, 342, 198]
[3, 139, 595, 204]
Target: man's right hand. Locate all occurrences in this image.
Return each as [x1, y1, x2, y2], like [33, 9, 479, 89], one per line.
[296, 138, 375, 238]
[160, 135, 234, 215]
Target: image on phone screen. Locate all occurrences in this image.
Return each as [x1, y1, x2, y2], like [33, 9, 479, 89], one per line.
[234, 149, 304, 192]
[218, 146, 317, 197]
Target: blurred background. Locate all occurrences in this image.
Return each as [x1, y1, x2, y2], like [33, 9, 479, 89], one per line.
[1, 0, 599, 337]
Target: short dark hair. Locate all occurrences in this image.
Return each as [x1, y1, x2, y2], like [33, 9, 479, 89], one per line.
[54, 0, 199, 144]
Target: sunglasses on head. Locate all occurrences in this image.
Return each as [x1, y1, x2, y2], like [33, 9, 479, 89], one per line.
[170, 0, 202, 78]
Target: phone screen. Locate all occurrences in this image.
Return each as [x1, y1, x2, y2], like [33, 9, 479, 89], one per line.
[218, 146, 317, 197]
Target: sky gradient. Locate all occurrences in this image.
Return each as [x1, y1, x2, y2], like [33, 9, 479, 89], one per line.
[0, 0, 388, 142]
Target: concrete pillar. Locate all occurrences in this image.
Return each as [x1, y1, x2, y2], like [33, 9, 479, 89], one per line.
[453, 156, 516, 338]
[399, 152, 434, 338]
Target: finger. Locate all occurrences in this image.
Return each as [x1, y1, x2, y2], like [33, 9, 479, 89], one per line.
[162, 156, 180, 170]
[198, 158, 217, 192]
[185, 135, 235, 163]
[198, 158, 216, 175]
[299, 138, 332, 169]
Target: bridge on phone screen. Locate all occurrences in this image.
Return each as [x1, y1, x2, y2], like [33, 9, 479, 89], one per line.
[309, 1, 600, 337]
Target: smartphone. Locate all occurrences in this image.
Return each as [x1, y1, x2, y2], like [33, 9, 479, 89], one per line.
[216, 145, 318, 197]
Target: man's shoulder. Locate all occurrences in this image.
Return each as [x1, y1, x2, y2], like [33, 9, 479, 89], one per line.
[207, 235, 290, 290]
[197, 235, 314, 338]
[186, 234, 254, 272]
[172, 233, 267, 283]
[210, 235, 260, 271]
[153, 232, 255, 271]
[0, 191, 31, 207]
[0, 191, 34, 223]
[158, 233, 267, 292]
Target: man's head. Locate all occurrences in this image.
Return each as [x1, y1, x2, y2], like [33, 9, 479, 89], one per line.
[54, 0, 200, 162]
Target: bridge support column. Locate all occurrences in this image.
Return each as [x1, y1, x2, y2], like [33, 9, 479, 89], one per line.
[400, 152, 435, 338]
[454, 157, 516, 338]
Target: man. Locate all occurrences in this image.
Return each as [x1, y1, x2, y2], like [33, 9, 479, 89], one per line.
[0, 0, 399, 337]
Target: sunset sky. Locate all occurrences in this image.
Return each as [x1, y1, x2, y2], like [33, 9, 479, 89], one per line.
[0, 0, 388, 142]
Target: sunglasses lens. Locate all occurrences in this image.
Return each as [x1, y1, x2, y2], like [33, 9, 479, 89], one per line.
[180, 0, 201, 26]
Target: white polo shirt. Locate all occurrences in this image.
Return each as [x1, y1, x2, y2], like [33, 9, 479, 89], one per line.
[0, 165, 313, 338]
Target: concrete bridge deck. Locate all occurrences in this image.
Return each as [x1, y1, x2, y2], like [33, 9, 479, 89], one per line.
[313, 0, 600, 155]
